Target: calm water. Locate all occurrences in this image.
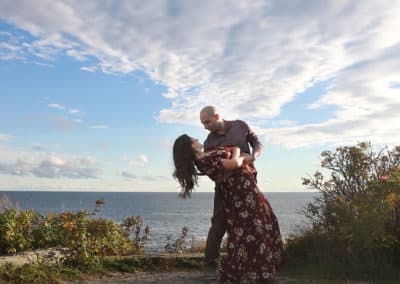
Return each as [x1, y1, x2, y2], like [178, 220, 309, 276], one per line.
[0, 191, 315, 252]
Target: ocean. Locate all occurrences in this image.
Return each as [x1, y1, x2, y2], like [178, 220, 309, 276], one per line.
[0, 191, 316, 252]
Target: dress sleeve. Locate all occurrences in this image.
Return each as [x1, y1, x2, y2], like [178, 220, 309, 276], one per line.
[196, 154, 225, 182]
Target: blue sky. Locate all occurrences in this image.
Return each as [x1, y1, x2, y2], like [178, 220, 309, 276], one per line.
[0, 1, 399, 192]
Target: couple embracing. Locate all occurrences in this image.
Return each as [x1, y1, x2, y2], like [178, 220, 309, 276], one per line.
[173, 106, 284, 283]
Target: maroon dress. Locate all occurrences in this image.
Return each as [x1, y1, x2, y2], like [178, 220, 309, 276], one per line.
[196, 149, 284, 283]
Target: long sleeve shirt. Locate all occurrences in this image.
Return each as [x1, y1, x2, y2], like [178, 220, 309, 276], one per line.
[203, 120, 262, 154]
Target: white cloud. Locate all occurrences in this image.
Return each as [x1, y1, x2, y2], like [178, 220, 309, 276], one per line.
[162, 88, 179, 99]
[125, 153, 149, 168]
[265, 46, 400, 147]
[0, 42, 20, 52]
[0, 153, 101, 179]
[0, 33, 24, 60]
[33, 61, 53, 67]
[68, 109, 80, 114]
[121, 170, 168, 181]
[0, 159, 35, 176]
[0, 31, 12, 36]
[81, 65, 97, 72]
[1, 1, 400, 147]
[139, 154, 148, 164]
[277, 120, 296, 127]
[89, 125, 108, 129]
[48, 103, 64, 109]
[66, 49, 87, 61]
[121, 171, 136, 179]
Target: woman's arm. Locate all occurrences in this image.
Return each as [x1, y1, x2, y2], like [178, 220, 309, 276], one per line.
[220, 146, 243, 170]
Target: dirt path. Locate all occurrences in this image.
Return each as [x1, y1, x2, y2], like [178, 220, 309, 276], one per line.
[67, 271, 217, 284]
[0, 248, 66, 266]
[67, 272, 290, 284]
[0, 251, 378, 284]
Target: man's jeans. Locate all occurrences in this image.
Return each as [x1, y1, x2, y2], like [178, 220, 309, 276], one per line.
[205, 184, 227, 266]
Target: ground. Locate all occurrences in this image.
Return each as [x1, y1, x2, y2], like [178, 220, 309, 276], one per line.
[0, 250, 390, 284]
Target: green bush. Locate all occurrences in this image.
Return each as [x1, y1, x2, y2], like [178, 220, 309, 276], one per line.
[288, 142, 400, 270]
[164, 226, 206, 254]
[0, 198, 150, 266]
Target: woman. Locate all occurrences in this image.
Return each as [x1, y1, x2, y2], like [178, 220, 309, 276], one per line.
[173, 134, 284, 283]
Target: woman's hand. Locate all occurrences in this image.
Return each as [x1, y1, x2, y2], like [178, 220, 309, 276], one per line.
[226, 146, 240, 159]
[221, 147, 243, 170]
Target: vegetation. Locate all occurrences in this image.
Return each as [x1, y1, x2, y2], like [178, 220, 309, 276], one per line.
[286, 142, 400, 281]
[0, 198, 149, 267]
[0, 255, 204, 284]
[0, 197, 204, 283]
[2, 141, 400, 282]
[164, 226, 207, 253]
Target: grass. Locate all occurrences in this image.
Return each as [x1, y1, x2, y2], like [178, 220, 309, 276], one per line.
[1, 253, 400, 284]
[0, 254, 205, 283]
[280, 256, 400, 284]
[0, 262, 82, 283]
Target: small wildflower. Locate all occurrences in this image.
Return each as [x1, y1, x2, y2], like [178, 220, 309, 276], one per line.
[380, 175, 389, 181]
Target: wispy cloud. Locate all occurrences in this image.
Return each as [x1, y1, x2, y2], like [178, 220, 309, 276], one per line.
[121, 171, 136, 179]
[1, 1, 399, 147]
[0, 154, 101, 178]
[128, 153, 149, 167]
[121, 170, 169, 182]
[66, 49, 87, 61]
[48, 103, 65, 110]
[139, 154, 148, 164]
[265, 48, 400, 147]
[47, 104, 84, 125]
[89, 125, 108, 129]
[80, 65, 97, 72]
[121, 153, 150, 168]
[0, 32, 25, 60]
[68, 109, 80, 114]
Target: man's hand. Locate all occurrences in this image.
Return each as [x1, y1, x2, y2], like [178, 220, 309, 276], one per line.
[241, 153, 254, 164]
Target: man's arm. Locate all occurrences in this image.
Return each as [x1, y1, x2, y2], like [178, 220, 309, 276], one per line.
[246, 123, 263, 162]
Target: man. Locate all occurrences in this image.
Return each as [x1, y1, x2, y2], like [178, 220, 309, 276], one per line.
[200, 105, 263, 271]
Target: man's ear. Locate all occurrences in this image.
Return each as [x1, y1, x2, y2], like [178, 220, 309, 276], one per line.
[214, 114, 219, 120]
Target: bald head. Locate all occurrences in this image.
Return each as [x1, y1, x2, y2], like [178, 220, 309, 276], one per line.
[200, 106, 216, 117]
[200, 105, 223, 133]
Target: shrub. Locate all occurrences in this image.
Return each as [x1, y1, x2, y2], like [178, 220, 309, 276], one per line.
[164, 226, 206, 253]
[0, 199, 150, 267]
[288, 142, 400, 268]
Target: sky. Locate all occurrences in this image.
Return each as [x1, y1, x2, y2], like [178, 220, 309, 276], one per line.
[0, 1, 400, 193]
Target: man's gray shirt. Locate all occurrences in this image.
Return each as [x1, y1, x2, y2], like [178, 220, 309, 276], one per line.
[203, 120, 262, 154]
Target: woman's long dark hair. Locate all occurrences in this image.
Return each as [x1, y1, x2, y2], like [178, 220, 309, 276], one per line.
[173, 134, 198, 198]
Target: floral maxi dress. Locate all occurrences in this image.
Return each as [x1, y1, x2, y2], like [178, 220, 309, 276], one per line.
[196, 150, 284, 283]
